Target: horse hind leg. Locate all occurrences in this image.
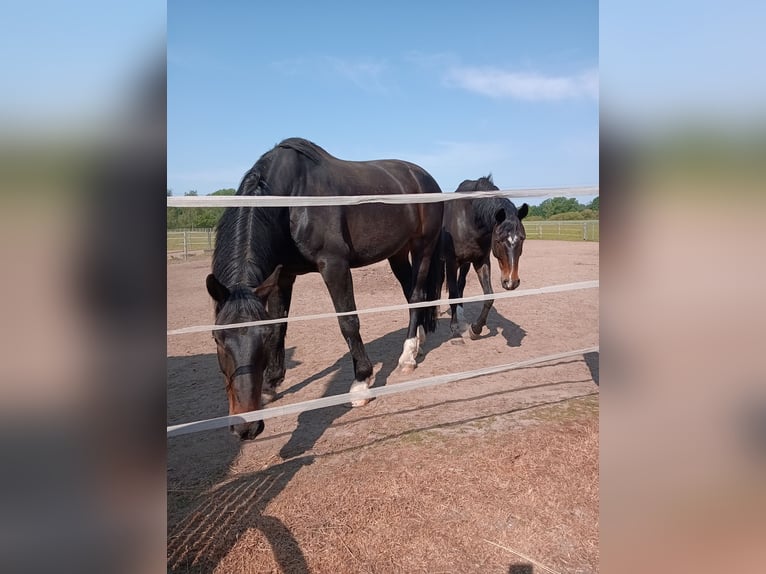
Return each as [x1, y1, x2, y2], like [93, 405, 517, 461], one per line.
[398, 238, 440, 371]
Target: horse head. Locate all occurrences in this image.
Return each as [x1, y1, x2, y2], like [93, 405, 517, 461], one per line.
[205, 266, 282, 440]
[491, 203, 528, 290]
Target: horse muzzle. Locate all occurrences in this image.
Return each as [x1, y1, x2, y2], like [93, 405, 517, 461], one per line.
[501, 278, 520, 290]
[230, 420, 265, 441]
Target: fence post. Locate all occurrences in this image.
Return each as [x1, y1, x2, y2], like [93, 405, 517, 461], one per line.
[207, 230, 212, 250]
[183, 231, 188, 261]
[583, 222, 587, 240]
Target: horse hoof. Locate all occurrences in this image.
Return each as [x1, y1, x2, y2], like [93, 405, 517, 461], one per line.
[349, 377, 372, 407]
[468, 325, 483, 340]
[398, 362, 416, 375]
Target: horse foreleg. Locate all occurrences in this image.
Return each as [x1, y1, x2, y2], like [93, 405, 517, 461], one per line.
[446, 255, 462, 336]
[469, 258, 494, 339]
[453, 262, 471, 335]
[263, 273, 296, 403]
[319, 259, 374, 407]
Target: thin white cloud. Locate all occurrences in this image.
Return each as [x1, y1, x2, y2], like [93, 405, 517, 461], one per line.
[271, 56, 390, 93]
[325, 57, 389, 92]
[391, 140, 513, 191]
[446, 67, 598, 101]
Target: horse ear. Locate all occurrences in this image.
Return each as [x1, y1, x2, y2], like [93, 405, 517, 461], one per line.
[495, 209, 507, 224]
[206, 274, 229, 303]
[518, 203, 529, 220]
[254, 265, 283, 302]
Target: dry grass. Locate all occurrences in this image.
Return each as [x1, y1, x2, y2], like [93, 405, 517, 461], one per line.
[168, 397, 598, 574]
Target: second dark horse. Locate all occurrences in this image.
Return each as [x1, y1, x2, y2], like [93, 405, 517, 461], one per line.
[206, 138, 444, 440]
[442, 175, 528, 339]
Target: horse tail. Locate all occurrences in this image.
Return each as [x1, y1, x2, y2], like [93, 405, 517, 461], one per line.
[420, 229, 445, 333]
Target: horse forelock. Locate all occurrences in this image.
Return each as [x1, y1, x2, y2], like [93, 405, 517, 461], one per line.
[215, 286, 267, 325]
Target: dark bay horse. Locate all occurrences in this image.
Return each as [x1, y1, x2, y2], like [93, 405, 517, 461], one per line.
[442, 175, 528, 339]
[206, 138, 444, 440]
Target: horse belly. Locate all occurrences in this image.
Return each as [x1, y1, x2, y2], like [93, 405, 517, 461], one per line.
[290, 204, 418, 267]
[346, 205, 418, 266]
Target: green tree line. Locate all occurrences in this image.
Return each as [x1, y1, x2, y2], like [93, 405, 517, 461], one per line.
[167, 189, 599, 229]
[525, 196, 599, 221]
[166, 188, 235, 229]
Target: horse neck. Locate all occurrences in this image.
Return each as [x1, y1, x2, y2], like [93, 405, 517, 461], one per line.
[214, 206, 290, 288]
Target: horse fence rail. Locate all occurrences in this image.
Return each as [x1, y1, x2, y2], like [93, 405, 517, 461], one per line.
[167, 345, 599, 437]
[168, 280, 598, 336]
[166, 186, 598, 207]
[167, 221, 599, 260]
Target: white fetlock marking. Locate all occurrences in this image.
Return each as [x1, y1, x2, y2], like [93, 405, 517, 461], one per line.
[398, 337, 418, 369]
[350, 376, 373, 407]
[467, 325, 483, 340]
[453, 306, 469, 336]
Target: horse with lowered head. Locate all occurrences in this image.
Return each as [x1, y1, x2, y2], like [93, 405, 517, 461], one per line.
[442, 175, 528, 338]
[206, 138, 444, 440]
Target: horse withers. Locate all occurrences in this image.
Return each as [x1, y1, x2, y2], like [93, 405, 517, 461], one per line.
[442, 175, 528, 339]
[206, 138, 444, 440]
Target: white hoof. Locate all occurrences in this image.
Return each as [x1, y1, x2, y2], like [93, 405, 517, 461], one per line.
[350, 376, 373, 407]
[397, 337, 419, 373]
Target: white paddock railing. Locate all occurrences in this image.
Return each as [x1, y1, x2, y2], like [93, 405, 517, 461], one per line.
[166, 186, 598, 207]
[167, 186, 599, 437]
[167, 280, 598, 336]
[168, 346, 599, 438]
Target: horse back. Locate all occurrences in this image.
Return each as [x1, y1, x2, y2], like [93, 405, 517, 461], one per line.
[272, 142, 443, 266]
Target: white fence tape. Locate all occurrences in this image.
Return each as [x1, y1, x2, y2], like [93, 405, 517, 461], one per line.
[166, 186, 598, 207]
[167, 280, 598, 336]
[167, 346, 598, 437]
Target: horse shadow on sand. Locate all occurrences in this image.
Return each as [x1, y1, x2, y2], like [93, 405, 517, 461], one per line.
[166, 308, 559, 573]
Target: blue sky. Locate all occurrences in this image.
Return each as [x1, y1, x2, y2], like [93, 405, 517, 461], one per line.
[168, 1, 598, 203]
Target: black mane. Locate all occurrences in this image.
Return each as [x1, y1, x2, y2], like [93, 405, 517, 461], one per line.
[213, 205, 289, 289]
[277, 137, 324, 164]
[213, 139, 326, 288]
[453, 174, 522, 231]
[472, 197, 522, 230]
[455, 173, 496, 193]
